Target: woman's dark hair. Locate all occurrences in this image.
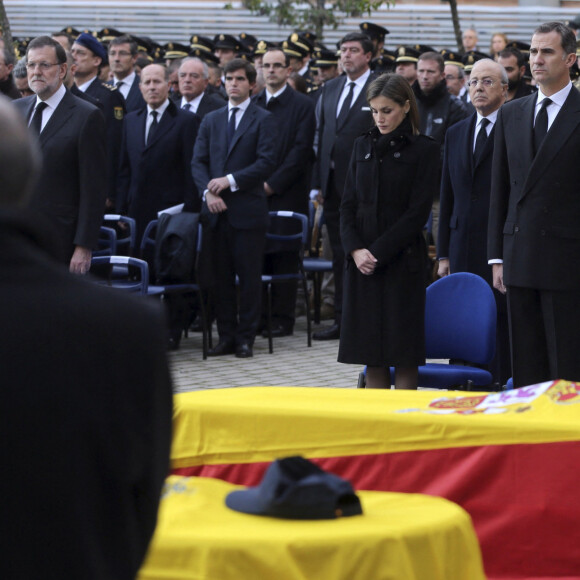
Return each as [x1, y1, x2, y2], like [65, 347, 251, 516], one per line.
[366, 73, 420, 135]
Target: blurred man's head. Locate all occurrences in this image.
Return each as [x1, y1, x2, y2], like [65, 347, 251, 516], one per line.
[0, 96, 41, 206]
[140, 64, 170, 109]
[417, 52, 445, 95]
[462, 28, 479, 52]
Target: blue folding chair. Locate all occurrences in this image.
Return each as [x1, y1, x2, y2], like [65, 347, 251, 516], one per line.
[90, 256, 149, 295]
[93, 226, 117, 257]
[358, 272, 497, 390]
[102, 214, 137, 256]
[303, 201, 333, 324]
[262, 211, 312, 353]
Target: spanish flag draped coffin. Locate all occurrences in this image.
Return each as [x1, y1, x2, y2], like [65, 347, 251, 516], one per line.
[171, 382, 580, 579]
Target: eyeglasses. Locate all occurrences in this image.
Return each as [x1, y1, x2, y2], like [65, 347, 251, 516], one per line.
[467, 79, 496, 88]
[262, 63, 287, 70]
[26, 62, 61, 71]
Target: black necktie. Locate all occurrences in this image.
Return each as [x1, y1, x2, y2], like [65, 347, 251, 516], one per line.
[147, 110, 158, 145]
[115, 80, 124, 89]
[337, 82, 355, 129]
[534, 98, 551, 154]
[30, 101, 48, 135]
[473, 118, 490, 165]
[227, 107, 239, 146]
[183, 103, 191, 112]
[267, 96, 278, 110]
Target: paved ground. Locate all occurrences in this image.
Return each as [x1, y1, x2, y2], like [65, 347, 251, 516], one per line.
[169, 315, 362, 392]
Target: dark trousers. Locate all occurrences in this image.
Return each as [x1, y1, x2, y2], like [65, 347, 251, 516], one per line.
[213, 216, 266, 345]
[323, 175, 344, 323]
[508, 286, 580, 388]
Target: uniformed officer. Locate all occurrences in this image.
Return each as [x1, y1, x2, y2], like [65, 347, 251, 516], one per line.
[72, 32, 125, 209]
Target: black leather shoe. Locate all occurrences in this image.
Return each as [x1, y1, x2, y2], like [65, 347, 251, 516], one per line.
[312, 323, 341, 341]
[235, 343, 253, 358]
[207, 340, 236, 357]
[261, 325, 293, 338]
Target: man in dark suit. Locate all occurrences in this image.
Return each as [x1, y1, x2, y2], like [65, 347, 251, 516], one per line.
[177, 56, 226, 119]
[71, 33, 125, 208]
[438, 58, 511, 385]
[254, 47, 316, 336]
[488, 22, 580, 388]
[193, 58, 278, 358]
[0, 95, 172, 580]
[310, 31, 376, 340]
[108, 34, 146, 112]
[117, 63, 200, 243]
[13, 35, 106, 274]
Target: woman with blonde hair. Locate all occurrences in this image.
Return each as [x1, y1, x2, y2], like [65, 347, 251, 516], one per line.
[490, 32, 508, 58]
[338, 74, 439, 389]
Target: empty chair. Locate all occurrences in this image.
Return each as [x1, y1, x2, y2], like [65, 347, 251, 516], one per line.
[262, 211, 312, 353]
[359, 272, 497, 390]
[102, 214, 137, 256]
[93, 226, 117, 257]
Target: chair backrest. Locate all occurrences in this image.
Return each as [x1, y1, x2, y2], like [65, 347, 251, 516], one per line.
[425, 272, 496, 364]
[103, 214, 137, 255]
[90, 256, 149, 295]
[265, 211, 308, 255]
[93, 226, 117, 256]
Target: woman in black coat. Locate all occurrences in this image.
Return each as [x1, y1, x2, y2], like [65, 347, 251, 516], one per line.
[338, 74, 440, 389]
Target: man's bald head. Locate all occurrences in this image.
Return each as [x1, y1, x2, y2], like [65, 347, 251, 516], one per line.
[0, 97, 41, 206]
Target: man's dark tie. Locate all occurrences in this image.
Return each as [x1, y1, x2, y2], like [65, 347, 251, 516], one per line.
[115, 80, 124, 89]
[227, 107, 239, 146]
[336, 81, 355, 129]
[29, 101, 48, 135]
[267, 96, 278, 110]
[473, 118, 490, 165]
[147, 110, 158, 145]
[183, 103, 192, 112]
[534, 97, 551, 154]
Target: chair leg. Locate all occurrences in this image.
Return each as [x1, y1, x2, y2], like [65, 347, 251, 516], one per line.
[313, 272, 322, 324]
[357, 372, 366, 389]
[301, 273, 311, 347]
[197, 289, 208, 360]
[267, 283, 273, 354]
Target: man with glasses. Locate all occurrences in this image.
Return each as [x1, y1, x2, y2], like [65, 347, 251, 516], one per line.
[253, 47, 316, 337]
[438, 58, 511, 386]
[13, 35, 106, 274]
[107, 35, 146, 112]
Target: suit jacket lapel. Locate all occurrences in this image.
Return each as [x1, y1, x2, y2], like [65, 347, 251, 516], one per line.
[228, 103, 256, 156]
[523, 88, 580, 194]
[464, 114, 477, 175]
[328, 76, 346, 133]
[144, 102, 177, 150]
[39, 91, 75, 145]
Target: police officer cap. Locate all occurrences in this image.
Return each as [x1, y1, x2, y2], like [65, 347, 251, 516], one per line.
[314, 48, 339, 67]
[190, 35, 215, 54]
[360, 22, 389, 41]
[567, 14, 580, 30]
[163, 42, 190, 60]
[440, 48, 464, 68]
[283, 39, 309, 59]
[239, 33, 258, 52]
[98, 28, 124, 42]
[214, 34, 240, 51]
[462, 50, 491, 72]
[507, 40, 531, 54]
[75, 32, 108, 63]
[253, 40, 277, 57]
[60, 26, 81, 37]
[395, 46, 421, 63]
[190, 48, 220, 64]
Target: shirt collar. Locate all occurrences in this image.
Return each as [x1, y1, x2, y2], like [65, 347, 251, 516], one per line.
[228, 97, 251, 112]
[536, 81, 572, 109]
[266, 84, 287, 101]
[182, 93, 203, 109]
[147, 98, 170, 117]
[36, 83, 66, 109]
[76, 76, 97, 92]
[347, 68, 371, 89]
[114, 70, 136, 86]
[476, 108, 499, 127]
